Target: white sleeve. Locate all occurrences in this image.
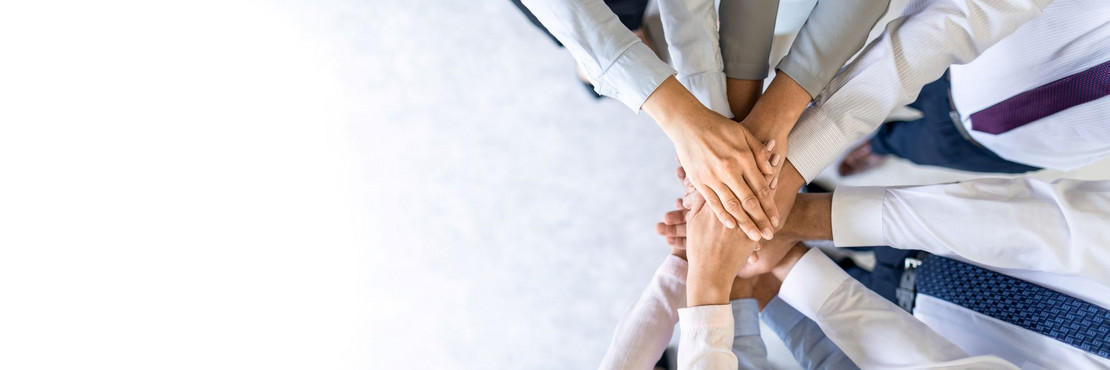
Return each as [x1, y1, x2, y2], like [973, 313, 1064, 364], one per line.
[784, 0, 1052, 181]
[677, 305, 738, 369]
[599, 255, 687, 370]
[657, 0, 731, 117]
[778, 249, 1018, 369]
[832, 178, 1110, 287]
[520, 0, 676, 111]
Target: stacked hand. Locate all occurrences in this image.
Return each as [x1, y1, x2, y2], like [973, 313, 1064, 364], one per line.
[658, 165, 802, 278]
[644, 77, 780, 242]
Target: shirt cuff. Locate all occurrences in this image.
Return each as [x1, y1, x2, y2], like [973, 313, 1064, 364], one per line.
[658, 254, 690, 284]
[593, 42, 677, 112]
[776, 58, 824, 99]
[679, 305, 735, 329]
[786, 106, 851, 182]
[832, 186, 888, 247]
[760, 297, 806, 338]
[680, 72, 732, 118]
[730, 299, 761, 337]
[777, 249, 849, 319]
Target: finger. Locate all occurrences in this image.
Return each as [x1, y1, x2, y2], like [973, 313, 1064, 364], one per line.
[757, 139, 776, 175]
[707, 182, 764, 241]
[675, 198, 683, 209]
[676, 166, 686, 182]
[740, 170, 780, 235]
[656, 222, 686, 237]
[682, 189, 705, 210]
[663, 209, 687, 225]
[745, 167, 781, 230]
[720, 171, 771, 240]
[695, 183, 738, 230]
[748, 251, 759, 264]
[668, 237, 686, 249]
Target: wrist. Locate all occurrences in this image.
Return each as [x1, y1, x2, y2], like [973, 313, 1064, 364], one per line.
[644, 77, 706, 136]
[688, 279, 733, 307]
[784, 193, 833, 240]
[770, 244, 808, 281]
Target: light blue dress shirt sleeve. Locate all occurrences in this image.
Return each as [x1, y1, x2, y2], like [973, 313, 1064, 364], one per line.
[761, 297, 859, 370]
[731, 298, 772, 369]
[520, 0, 676, 111]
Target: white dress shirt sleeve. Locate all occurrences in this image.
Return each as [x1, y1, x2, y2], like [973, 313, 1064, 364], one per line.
[678, 305, 738, 369]
[520, 0, 676, 111]
[760, 297, 858, 369]
[658, 0, 731, 117]
[784, 0, 1053, 182]
[832, 178, 1110, 287]
[778, 248, 1019, 369]
[599, 255, 687, 370]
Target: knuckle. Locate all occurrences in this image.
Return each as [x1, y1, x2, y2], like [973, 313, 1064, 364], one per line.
[723, 199, 743, 211]
[742, 196, 760, 210]
[758, 186, 773, 197]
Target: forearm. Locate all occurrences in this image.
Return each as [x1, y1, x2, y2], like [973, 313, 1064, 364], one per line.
[520, 0, 675, 110]
[785, 0, 1051, 181]
[777, 0, 892, 97]
[832, 178, 1110, 286]
[643, 76, 710, 138]
[782, 193, 832, 241]
[600, 256, 688, 369]
[761, 298, 859, 370]
[726, 78, 763, 120]
[744, 74, 811, 140]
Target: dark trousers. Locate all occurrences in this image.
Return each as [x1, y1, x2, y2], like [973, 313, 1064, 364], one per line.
[868, 76, 1041, 174]
[510, 0, 650, 47]
[840, 247, 920, 304]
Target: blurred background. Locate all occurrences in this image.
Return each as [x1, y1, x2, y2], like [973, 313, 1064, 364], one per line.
[2, 1, 1108, 369]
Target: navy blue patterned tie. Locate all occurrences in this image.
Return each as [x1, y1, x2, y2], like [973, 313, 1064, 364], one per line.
[915, 256, 1110, 359]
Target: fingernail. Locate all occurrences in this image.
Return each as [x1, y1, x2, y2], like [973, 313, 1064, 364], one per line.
[725, 219, 736, 229]
[772, 216, 780, 228]
[746, 229, 760, 241]
[765, 139, 776, 152]
[762, 229, 774, 240]
[771, 154, 782, 167]
[771, 177, 779, 189]
[749, 253, 759, 264]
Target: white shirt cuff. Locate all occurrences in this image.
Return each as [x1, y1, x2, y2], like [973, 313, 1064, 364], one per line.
[786, 107, 851, 182]
[658, 254, 689, 284]
[777, 249, 849, 319]
[832, 186, 888, 247]
[678, 304, 734, 329]
[593, 43, 677, 112]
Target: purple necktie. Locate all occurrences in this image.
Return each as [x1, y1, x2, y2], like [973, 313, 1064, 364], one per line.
[970, 60, 1110, 135]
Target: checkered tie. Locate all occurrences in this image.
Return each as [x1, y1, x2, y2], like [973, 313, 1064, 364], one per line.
[916, 256, 1110, 359]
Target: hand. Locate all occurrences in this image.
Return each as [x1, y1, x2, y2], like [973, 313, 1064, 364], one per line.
[684, 197, 758, 307]
[750, 274, 782, 311]
[644, 78, 778, 241]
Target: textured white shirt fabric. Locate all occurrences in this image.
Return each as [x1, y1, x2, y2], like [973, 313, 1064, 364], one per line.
[778, 248, 1018, 369]
[950, 0, 1110, 170]
[520, 0, 676, 111]
[598, 256, 773, 370]
[785, 0, 1053, 181]
[832, 178, 1110, 369]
